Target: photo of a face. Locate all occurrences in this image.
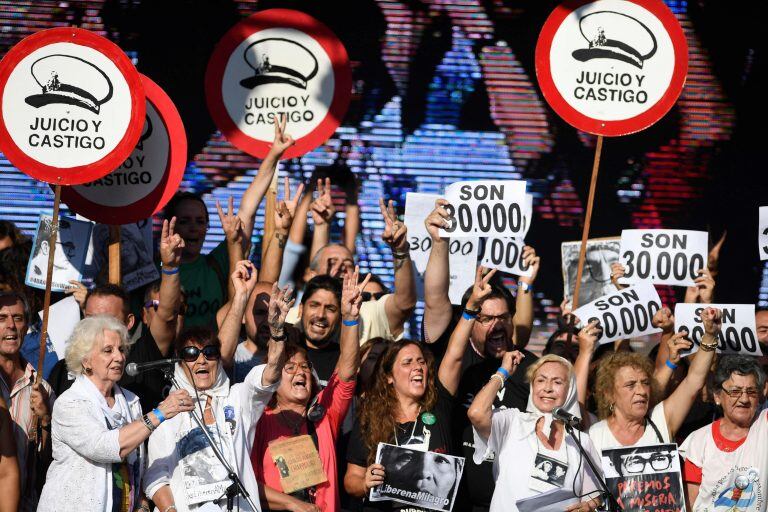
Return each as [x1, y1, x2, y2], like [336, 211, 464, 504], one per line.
[602, 444, 681, 479]
[531, 453, 568, 488]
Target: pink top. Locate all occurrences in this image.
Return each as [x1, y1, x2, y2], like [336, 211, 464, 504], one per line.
[251, 372, 355, 511]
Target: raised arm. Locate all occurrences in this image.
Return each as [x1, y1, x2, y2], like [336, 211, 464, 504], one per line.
[264, 283, 295, 386]
[309, 177, 336, 263]
[513, 246, 539, 348]
[684, 267, 715, 305]
[218, 260, 257, 368]
[610, 262, 628, 291]
[236, 114, 294, 246]
[338, 267, 369, 382]
[574, 319, 600, 423]
[344, 181, 360, 253]
[468, 350, 524, 440]
[653, 330, 691, 393]
[216, 196, 245, 302]
[380, 198, 416, 337]
[261, 177, 304, 284]
[422, 199, 452, 343]
[152, 218, 184, 355]
[651, 307, 677, 388]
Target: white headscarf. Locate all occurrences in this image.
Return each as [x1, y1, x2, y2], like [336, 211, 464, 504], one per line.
[521, 356, 581, 438]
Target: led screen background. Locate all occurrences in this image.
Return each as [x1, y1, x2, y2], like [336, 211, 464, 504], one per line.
[0, 0, 764, 341]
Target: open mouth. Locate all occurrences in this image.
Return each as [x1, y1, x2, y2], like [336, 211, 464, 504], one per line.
[2, 334, 18, 342]
[410, 374, 424, 386]
[486, 331, 507, 349]
[194, 367, 210, 377]
[292, 376, 308, 390]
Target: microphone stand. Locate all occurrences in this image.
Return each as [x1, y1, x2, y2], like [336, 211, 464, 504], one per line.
[161, 367, 257, 512]
[563, 422, 620, 512]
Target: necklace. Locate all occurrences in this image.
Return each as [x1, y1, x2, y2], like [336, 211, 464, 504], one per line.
[393, 405, 422, 446]
[277, 406, 305, 436]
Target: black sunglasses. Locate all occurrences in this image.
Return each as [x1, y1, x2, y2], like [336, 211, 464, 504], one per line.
[361, 291, 387, 302]
[180, 345, 221, 362]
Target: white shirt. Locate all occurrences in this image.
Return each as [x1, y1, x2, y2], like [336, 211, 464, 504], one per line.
[144, 363, 277, 512]
[589, 402, 670, 454]
[680, 411, 768, 512]
[473, 408, 603, 512]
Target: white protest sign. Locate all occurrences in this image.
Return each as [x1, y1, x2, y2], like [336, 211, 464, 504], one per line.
[760, 206, 768, 261]
[438, 180, 528, 238]
[25, 214, 93, 292]
[481, 237, 533, 277]
[572, 282, 662, 344]
[404, 192, 440, 274]
[618, 229, 707, 286]
[675, 303, 761, 356]
[449, 239, 479, 305]
[522, 193, 534, 239]
[39, 296, 80, 358]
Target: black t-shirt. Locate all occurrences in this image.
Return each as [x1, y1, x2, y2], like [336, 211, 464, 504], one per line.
[119, 329, 170, 414]
[305, 341, 341, 385]
[454, 350, 537, 511]
[346, 381, 455, 512]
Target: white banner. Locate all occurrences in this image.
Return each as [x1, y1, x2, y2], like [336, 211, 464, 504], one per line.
[438, 180, 528, 238]
[572, 282, 662, 344]
[404, 192, 441, 274]
[675, 303, 761, 356]
[481, 237, 533, 277]
[618, 229, 708, 286]
[760, 206, 768, 261]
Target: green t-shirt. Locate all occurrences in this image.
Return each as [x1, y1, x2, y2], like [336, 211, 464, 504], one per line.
[179, 241, 229, 328]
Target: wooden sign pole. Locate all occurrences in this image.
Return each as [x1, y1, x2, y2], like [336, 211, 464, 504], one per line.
[261, 162, 280, 262]
[108, 225, 121, 285]
[35, 185, 62, 384]
[571, 135, 604, 310]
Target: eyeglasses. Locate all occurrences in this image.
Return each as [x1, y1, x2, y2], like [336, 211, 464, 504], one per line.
[621, 452, 673, 473]
[284, 361, 313, 374]
[721, 386, 760, 399]
[180, 345, 221, 362]
[361, 291, 387, 302]
[144, 300, 187, 315]
[476, 312, 512, 325]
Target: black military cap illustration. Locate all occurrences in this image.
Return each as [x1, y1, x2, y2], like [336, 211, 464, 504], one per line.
[240, 38, 318, 90]
[25, 54, 113, 114]
[571, 11, 657, 69]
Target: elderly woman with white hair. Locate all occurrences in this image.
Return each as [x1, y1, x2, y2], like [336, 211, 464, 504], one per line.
[468, 352, 603, 512]
[38, 315, 195, 512]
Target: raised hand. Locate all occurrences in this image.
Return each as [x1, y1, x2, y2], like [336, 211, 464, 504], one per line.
[159, 217, 185, 268]
[342, 265, 372, 321]
[577, 319, 602, 354]
[610, 262, 626, 287]
[275, 176, 305, 233]
[216, 196, 244, 246]
[666, 331, 692, 364]
[230, 260, 257, 297]
[519, 245, 540, 284]
[268, 282, 295, 333]
[686, 268, 715, 304]
[65, 280, 88, 310]
[379, 198, 407, 252]
[269, 113, 295, 158]
[310, 177, 335, 226]
[424, 199, 451, 241]
[500, 350, 524, 374]
[467, 266, 497, 311]
[652, 307, 675, 333]
[701, 307, 723, 337]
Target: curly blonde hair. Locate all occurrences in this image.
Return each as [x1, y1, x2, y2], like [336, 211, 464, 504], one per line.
[594, 351, 657, 419]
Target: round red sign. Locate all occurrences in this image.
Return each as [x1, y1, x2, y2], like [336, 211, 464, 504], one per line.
[0, 27, 145, 184]
[205, 9, 351, 159]
[535, 0, 688, 136]
[62, 74, 186, 225]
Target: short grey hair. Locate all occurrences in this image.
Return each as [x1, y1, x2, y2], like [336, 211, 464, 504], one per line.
[712, 354, 766, 393]
[65, 315, 131, 376]
[309, 244, 330, 271]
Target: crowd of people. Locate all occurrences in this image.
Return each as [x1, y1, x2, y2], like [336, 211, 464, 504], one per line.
[0, 121, 766, 512]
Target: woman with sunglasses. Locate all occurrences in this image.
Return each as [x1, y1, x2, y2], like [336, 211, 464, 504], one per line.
[251, 268, 370, 512]
[680, 355, 768, 511]
[144, 290, 289, 512]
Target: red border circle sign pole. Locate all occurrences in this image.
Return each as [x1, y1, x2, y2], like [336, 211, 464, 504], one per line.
[205, 8, 352, 159]
[62, 74, 187, 225]
[535, 0, 688, 136]
[0, 27, 145, 184]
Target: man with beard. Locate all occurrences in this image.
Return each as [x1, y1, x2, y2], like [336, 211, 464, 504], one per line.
[296, 275, 343, 385]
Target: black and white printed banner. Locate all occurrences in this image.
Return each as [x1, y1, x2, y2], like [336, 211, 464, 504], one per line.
[572, 282, 662, 344]
[481, 237, 533, 277]
[619, 229, 707, 286]
[759, 206, 768, 261]
[675, 303, 761, 356]
[438, 180, 528, 238]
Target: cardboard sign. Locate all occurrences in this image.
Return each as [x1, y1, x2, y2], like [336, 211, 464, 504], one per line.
[618, 229, 708, 287]
[760, 206, 768, 261]
[561, 237, 621, 306]
[25, 214, 92, 292]
[438, 180, 528, 238]
[0, 27, 145, 184]
[675, 303, 761, 356]
[572, 282, 662, 344]
[370, 443, 465, 512]
[62, 74, 186, 225]
[481, 237, 533, 277]
[205, 9, 351, 159]
[268, 435, 327, 494]
[602, 443, 685, 512]
[535, 0, 688, 136]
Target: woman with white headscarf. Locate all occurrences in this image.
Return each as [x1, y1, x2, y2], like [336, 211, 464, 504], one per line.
[468, 353, 603, 512]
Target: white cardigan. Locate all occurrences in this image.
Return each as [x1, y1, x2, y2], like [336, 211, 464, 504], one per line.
[37, 380, 144, 512]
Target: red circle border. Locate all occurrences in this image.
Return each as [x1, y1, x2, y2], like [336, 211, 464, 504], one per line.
[205, 9, 352, 160]
[0, 27, 146, 184]
[535, 0, 688, 137]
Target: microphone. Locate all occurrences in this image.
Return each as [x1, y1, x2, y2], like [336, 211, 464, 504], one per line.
[125, 358, 181, 377]
[552, 407, 581, 428]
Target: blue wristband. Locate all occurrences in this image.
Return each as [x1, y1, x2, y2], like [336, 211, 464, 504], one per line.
[161, 266, 180, 276]
[665, 359, 678, 370]
[496, 367, 510, 380]
[462, 311, 477, 321]
[342, 319, 359, 327]
[152, 408, 166, 423]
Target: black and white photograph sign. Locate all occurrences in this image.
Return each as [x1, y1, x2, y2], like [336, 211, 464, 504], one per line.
[370, 443, 465, 512]
[25, 214, 92, 292]
[205, 9, 351, 159]
[572, 282, 662, 344]
[675, 303, 761, 357]
[759, 206, 768, 261]
[438, 180, 528, 238]
[561, 238, 620, 306]
[0, 27, 145, 184]
[535, 0, 688, 136]
[619, 229, 708, 286]
[481, 237, 533, 278]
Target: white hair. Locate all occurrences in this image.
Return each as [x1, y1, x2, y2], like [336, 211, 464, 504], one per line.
[64, 315, 131, 376]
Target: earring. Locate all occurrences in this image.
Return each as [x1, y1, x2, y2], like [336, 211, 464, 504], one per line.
[609, 403, 615, 414]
